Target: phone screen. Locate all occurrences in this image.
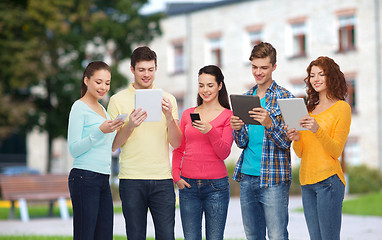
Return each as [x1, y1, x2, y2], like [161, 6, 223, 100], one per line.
[115, 113, 128, 122]
[190, 113, 201, 122]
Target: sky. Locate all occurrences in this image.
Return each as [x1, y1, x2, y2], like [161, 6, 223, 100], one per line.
[141, 0, 221, 14]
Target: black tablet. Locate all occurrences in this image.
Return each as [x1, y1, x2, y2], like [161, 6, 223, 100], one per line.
[230, 94, 261, 125]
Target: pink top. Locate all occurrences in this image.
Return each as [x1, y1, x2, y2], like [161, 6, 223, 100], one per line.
[172, 107, 234, 183]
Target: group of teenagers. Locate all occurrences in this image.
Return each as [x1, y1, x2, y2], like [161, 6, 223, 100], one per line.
[67, 42, 351, 240]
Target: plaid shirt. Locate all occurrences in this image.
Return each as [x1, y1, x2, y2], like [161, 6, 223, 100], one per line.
[232, 81, 294, 188]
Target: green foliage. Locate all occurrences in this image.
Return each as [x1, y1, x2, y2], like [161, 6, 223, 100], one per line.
[342, 192, 382, 216]
[226, 161, 240, 196]
[347, 165, 382, 194]
[0, 0, 163, 171]
[290, 165, 301, 195]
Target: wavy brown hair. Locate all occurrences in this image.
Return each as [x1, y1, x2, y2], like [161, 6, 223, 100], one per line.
[304, 56, 347, 112]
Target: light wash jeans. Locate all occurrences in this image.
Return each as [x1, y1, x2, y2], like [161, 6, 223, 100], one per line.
[240, 173, 290, 240]
[179, 176, 230, 240]
[301, 174, 345, 240]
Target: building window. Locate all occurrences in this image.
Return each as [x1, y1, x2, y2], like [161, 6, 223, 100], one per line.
[291, 22, 306, 57]
[343, 137, 360, 166]
[209, 37, 222, 67]
[338, 15, 356, 52]
[249, 30, 262, 48]
[346, 78, 357, 113]
[173, 43, 185, 73]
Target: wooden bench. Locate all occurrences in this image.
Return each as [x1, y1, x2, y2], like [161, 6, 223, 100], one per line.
[0, 174, 70, 222]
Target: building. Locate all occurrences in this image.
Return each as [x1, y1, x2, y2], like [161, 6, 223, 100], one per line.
[148, 0, 382, 169]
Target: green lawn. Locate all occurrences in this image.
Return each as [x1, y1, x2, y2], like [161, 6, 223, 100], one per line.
[0, 193, 381, 240]
[0, 204, 122, 219]
[0, 237, 154, 240]
[342, 191, 382, 216]
[1, 192, 382, 220]
[293, 191, 382, 216]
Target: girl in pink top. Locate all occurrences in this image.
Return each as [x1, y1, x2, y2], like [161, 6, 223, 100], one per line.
[172, 65, 233, 240]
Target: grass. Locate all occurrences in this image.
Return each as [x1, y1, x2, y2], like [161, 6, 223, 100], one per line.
[293, 191, 382, 216]
[0, 202, 122, 219]
[342, 191, 382, 216]
[0, 193, 381, 240]
[1, 192, 382, 220]
[0, 237, 156, 240]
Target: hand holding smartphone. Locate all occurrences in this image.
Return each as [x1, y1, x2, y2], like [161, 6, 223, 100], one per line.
[115, 113, 128, 122]
[190, 113, 201, 122]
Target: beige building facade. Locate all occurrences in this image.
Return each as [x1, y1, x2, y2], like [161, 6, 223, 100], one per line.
[26, 0, 382, 173]
[148, 0, 382, 169]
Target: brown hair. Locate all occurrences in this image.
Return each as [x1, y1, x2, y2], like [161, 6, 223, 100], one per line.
[304, 56, 348, 112]
[81, 61, 111, 97]
[130, 46, 157, 70]
[197, 65, 230, 109]
[249, 42, 277, 66]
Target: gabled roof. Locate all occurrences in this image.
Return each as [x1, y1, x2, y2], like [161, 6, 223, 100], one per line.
[166, 0, 252, 16]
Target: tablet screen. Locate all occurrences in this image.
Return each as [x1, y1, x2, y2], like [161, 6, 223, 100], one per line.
[135, 89, 163, 122]
[277, 98, 309, 131]
[230, 94, 261, 125]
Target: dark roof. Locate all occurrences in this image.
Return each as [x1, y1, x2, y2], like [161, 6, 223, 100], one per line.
[166, 0, 252, 16]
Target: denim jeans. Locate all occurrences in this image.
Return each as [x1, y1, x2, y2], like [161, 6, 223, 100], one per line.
[179, 176, 230, 240]
[68, 168, 113, 240]
[239, 174, 290, 240]
[301, 174, 345, 240]
[119, 179, 175, 240]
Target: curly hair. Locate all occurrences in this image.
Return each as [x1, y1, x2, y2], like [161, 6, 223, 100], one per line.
[304, 56, 347, 112]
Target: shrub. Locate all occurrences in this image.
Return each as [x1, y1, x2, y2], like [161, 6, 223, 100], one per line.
[347, 165, 382, 194]
[290, 165, 301, 195]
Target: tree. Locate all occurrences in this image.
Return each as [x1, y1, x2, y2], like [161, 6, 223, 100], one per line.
[0, 0, 162, 172]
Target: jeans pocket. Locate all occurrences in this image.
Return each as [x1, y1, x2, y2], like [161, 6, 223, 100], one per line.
[317, 175, 336, 187]
[211, 177, 229, 191]
[70, 168, 98, 180]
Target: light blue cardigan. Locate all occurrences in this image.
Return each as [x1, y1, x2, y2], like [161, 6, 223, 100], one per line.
[67, 100, 116, 175]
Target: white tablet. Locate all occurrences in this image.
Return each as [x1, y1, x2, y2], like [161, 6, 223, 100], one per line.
[135, 89, 163, 122]
[277, 98, 309, 131]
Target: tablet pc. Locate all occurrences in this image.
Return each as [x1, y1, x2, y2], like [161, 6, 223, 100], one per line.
[135, 89, 163, 122]
[277, 98, 309, 131]
[230, 94, 261, 125]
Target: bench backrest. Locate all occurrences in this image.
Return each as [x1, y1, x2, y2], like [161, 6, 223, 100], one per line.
[0, 174, 69, 200]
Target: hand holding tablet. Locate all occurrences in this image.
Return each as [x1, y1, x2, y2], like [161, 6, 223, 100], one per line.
[277, 98, 309, 131]
[135, 89, 163, 122]
[230, 94, 261, 125]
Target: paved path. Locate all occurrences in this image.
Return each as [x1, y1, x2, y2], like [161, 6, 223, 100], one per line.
[0, 196, 382, 239]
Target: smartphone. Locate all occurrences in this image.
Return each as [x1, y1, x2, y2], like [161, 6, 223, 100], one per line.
[115, 113, 128, 122]
[190, 113, 201, 122]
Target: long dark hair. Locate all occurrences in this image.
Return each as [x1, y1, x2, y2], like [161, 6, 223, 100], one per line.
[304, 56, 347, 112]
[81, 61, 111, 97]
[197, 65, 230, 109]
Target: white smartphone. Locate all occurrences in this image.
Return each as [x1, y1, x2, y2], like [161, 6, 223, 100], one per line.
[115, 113, 128, 122]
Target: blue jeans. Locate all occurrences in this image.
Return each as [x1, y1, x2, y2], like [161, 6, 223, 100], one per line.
[301, 174, 345, 240]
[239, 174, 290, 240]
[179, 176, 230, 240]
[119, 179, 175, 240]
[68, 168, 113, 240]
